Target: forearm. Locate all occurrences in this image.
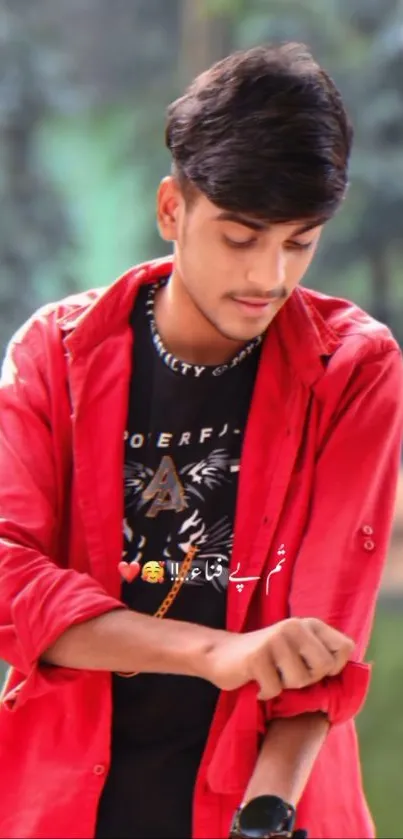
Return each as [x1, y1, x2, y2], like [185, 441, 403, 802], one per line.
[41, 608, 226, 678]
[243, 712, 330, 805]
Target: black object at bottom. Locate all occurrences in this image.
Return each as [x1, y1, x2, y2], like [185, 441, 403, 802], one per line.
[229, 794, 297, 838]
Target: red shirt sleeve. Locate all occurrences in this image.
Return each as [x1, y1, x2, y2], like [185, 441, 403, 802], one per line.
[266, 340, 403, 725]
[0, 314, 125, 710]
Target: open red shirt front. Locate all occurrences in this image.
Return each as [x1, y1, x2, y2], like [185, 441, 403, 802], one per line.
[0, 257, 402, 838]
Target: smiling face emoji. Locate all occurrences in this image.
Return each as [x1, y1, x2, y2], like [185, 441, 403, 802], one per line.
[141, 561, 165, 584]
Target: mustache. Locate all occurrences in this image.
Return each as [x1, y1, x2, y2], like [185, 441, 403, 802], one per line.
[229, 287, 288, 301]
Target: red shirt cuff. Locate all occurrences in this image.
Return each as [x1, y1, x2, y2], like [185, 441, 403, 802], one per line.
[265, 660, 371, 725]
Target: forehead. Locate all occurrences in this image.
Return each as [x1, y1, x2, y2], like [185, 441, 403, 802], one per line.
[189, 192, 327, 234]
[188, 195, 324, 235]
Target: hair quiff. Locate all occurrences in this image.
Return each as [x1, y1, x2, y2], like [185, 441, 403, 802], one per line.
[165, 43, 353, 222]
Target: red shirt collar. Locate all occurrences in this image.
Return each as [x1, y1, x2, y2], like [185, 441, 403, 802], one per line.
[59, 255, 341, 387]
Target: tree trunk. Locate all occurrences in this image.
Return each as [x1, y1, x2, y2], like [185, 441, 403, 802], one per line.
[180, 0, 233, 85]
[369, 248, 391, 326]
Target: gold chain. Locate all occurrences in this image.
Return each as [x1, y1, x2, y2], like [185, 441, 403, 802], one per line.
[116, 546, 198, 678]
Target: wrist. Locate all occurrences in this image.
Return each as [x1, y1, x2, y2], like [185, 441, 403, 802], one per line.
[191, 626, 229, 681]
[131, 613, 227, 680]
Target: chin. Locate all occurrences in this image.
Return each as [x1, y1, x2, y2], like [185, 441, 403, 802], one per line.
[203, 303, 274, 344]
[213, 304, 278, 343]
[216, 322, 267, 343]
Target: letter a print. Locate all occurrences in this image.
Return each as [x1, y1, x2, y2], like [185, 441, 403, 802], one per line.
[143, 455, 187, 518]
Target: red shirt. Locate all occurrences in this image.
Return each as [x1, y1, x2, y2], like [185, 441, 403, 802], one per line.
[0, 257, 402, 838]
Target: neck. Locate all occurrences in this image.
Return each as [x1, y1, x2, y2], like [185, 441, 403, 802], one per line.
[153, 269, 246, 366]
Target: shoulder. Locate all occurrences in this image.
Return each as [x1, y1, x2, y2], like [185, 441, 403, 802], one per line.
[30, 287, 106, 341]
[3, 257, 169, 358]
[5, 287, 104, 347]
[0, 289, 105, 393]
[300, 286, 399, 353]
[296, 288, 403, 424]
[0, 290, 106, 392]
[298, 286, 402, 384]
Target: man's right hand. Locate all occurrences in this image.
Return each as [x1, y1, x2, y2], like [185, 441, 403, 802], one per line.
[203, 617, 355, 700]
[42, 609, 354, 697]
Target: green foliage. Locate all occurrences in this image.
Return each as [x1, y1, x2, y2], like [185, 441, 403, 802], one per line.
[357, 603, 403, 839]
[0, 0, 402, 349]
[0, 3, 75, 353]
[38, 106, 164, 291]
[204, 0, 244, 14]
[0, 0, 180, 353]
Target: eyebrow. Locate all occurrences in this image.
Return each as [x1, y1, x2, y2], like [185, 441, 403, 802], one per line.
[295, 219, 326, 234]
[215, 211, 325, 235]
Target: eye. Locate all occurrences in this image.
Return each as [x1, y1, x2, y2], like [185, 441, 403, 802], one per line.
[285, 240, 314, 252]
[223, 236, 257, 250]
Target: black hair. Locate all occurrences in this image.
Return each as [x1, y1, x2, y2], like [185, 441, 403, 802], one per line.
[165, 42, 353, 223]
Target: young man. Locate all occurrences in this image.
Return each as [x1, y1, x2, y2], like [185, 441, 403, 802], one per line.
[0, 43, 402, 839]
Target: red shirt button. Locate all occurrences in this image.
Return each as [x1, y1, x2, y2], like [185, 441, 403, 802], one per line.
[362, 525, 374, 536]
[363, 539, 375, 551]
[93, 764, 106, 776]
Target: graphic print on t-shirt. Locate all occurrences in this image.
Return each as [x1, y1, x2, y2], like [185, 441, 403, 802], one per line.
[119, 280, 261, 623]
[123, 423, 244, 595]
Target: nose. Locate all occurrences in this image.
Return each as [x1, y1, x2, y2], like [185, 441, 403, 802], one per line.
[245, 247, 286, 296]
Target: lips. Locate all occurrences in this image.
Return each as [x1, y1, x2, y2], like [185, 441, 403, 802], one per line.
[233, 297, 270, 307]
[232, 297, 273, 315]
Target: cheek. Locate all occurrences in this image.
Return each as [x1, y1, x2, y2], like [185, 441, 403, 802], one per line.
[180, 240, 230, 294]
[286, 251, 317, 288]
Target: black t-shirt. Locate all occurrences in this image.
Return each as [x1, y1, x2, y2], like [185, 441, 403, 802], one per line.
[96, 281, 261, 839]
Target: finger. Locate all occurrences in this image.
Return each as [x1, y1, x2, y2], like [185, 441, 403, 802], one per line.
[307, 619, 355, 674]
[295, 628, 338, 682]
[271, 636, 314, 690]
[255, 652, 283, 701]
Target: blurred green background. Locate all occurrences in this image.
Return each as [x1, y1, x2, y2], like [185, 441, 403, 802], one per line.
[0, 1, 402, 836]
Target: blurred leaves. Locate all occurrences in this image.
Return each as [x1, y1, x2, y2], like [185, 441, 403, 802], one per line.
[0, 0, 181, 351]
[0, 1, 75, 346]
[204, 0, 244, 15]
[0, 0, 402, 351]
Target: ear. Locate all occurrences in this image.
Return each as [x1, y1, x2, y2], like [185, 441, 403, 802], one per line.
[156, 176, 183, 242]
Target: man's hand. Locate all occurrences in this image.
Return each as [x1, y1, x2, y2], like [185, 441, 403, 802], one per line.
[43, 610, 353, 698]
[203, 617, 354, 700]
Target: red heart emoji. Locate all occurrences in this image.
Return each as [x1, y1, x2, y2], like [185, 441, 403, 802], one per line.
[118, 560, 141, 583]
